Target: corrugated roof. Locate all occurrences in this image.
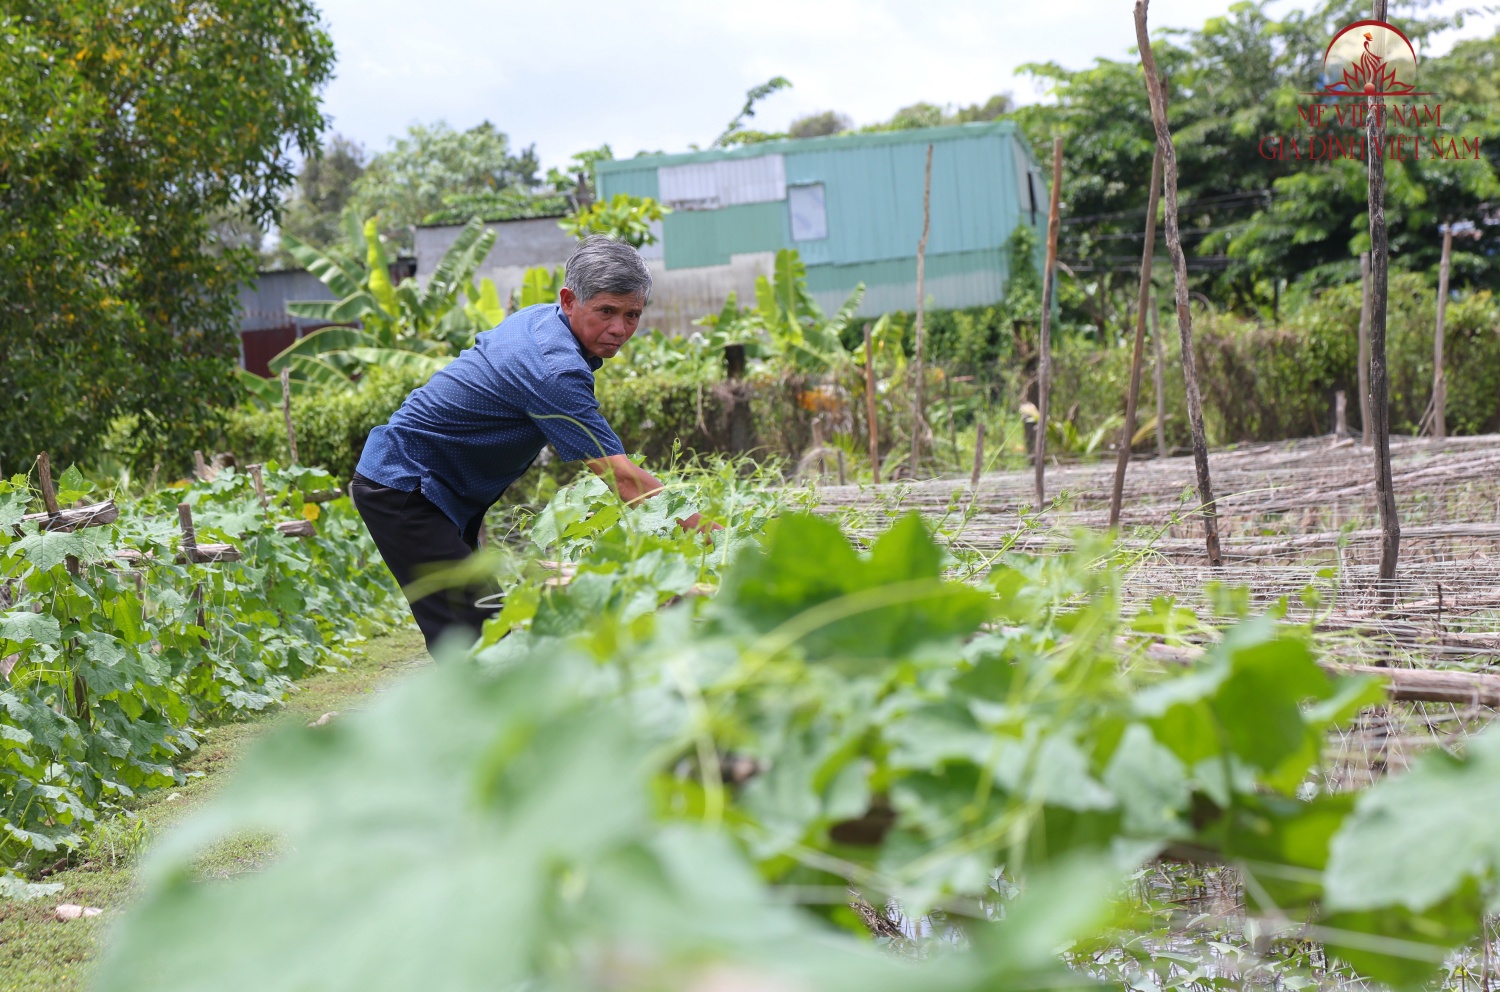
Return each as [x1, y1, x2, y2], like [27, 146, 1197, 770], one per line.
[594, 120, 1022, 174]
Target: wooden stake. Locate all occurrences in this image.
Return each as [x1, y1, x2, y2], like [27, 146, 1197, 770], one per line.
[35, 452, 59, 516]
[280, 368, 300, 466]
[971, 421, 986, 489]
[1035, 136, 1064, 509]
[910, 143, 934, 478]
[1135, 2, 1222, 566]
[1433, 223, 1453, 439]
[836, 448, 847, 486]
[1366, 0, 1400, 602]
[248, 463, 269, 507]
[1335, 390, 1349, 439]
[178, 503, 199, 559]
[193, 449, 209, 482]
[1109, 144, 1164, 527]
[863, 323, 880, 479]
[1359, 251, 1372, 446]
[1152, 291, 1167, 458]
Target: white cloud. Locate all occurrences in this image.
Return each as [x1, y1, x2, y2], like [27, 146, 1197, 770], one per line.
[311, 0, 1495, 169]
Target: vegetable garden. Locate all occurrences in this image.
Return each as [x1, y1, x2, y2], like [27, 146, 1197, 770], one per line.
[8, 0, 1500, 988]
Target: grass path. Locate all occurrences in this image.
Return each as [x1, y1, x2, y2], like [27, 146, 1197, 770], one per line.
[0, 627, 428, 992]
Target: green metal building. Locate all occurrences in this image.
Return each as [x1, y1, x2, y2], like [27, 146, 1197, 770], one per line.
[595, 120, 1046, 318]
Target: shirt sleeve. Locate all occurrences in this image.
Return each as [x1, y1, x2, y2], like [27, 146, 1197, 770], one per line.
[525, 370, 626, 462]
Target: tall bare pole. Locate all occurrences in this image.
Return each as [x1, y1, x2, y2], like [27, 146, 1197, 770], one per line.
[864, 323, 880, 478]
[1109, 145, 1164, 527]
[1135, 1, 1222, 566]
[1152, 292, 1167, 458]
[1367, 0, 1400, 601]
[280, 367, 300, 466]
[1034, 137, 1064, 509]
[1359, 251, 1372, 446]
[1433, 223, 1454, 439]
[909, 144, 934, 478]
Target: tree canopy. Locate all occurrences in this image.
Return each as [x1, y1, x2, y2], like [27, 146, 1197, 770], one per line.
[347, 121, 543, 249]
[1011, 0, 1499, 328]
[0, 0, 334, 472]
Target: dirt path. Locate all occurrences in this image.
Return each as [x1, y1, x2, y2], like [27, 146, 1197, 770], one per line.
[0, 628, 428, 992]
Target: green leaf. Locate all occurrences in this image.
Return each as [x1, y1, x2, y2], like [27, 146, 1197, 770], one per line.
[0, 611, 61, 648]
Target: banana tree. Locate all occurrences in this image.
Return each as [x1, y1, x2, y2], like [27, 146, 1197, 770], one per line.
[696, 249, 864, 372]
[253, 216, 506, 397]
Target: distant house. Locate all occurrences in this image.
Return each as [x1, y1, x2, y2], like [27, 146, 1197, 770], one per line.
[252, 121, 1045, 350]
[236, 259, 414, 377]
[413, 215, 577, 309]
[595, 121, 1047, 332]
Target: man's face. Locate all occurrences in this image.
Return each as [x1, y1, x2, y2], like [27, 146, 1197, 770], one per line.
[559, 287, 645, 360]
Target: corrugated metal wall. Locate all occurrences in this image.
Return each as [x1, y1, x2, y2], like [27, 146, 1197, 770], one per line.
[596, 121, 1041, 316]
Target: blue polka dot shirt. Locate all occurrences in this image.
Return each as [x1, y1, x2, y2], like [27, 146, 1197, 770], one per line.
[356, 303, 625, 532]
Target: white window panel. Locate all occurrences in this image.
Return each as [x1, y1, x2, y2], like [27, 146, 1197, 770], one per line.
[788, 183, 828, 241]
[658, 155, 786, 211]
[657, 162, 721, 210]
[717, 155, 785, 206]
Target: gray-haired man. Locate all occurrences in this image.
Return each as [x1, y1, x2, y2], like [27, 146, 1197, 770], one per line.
[350, 236, 710, 651]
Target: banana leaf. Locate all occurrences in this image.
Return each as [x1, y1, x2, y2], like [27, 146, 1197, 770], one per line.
[268, 326, 379, 373]
[365, 219, 401, 319]
[234, 367, 283, 409]
[285, 353, 357, 392]
[341, 347, 453, 378]
[468, 278, 505, 329]
[282, 234, 364, 299]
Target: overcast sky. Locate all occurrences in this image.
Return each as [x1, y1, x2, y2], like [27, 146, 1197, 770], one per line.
[312, 0, 1496, 171]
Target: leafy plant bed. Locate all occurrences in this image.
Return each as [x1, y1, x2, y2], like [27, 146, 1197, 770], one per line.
[70, 463, 1500, 991]
[0, 461, 408, 876]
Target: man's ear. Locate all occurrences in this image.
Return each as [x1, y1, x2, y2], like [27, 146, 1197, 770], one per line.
[558, 286, 576, 314]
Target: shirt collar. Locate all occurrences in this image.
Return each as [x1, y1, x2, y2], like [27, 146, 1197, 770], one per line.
[555, 304, 604, 371]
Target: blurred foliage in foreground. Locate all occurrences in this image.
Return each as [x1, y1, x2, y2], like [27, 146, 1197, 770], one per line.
[90, 475, 1500, 990]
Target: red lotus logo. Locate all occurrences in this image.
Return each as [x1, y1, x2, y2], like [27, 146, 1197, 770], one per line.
[1316, 20, 1428, 97]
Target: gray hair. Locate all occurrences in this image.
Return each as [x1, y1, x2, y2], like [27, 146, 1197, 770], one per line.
[563, 235, 653, 305]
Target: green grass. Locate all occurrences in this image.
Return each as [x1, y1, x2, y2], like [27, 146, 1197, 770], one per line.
[0, 626, 428, 992]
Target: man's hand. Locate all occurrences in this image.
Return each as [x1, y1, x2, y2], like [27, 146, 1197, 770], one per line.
[676, 512, 724, 539]
[585, 454, 664, 506]
[585, 456, 723, 540]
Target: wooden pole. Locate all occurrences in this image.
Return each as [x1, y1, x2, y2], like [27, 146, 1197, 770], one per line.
[863, 324, 880, 479]
[943, 372, 958, 461]
[971, 421, 986, 489]
[1152, 291, 1167, 458]
[1359, 251, 1372, 446]
[35, 451, 59, 517]
[1366, 0, 1400, 602]
[1135, 1, 1222, 566]
[1433, 224, 1453, 439]
[280, 368, 299, 466]
[1109, 145, 1164, 527]
[248, 463, 269, 507]
[910, 144, 934, 478]
[1035, 137, 1064, 509]
[1335, 390, 1349, 439]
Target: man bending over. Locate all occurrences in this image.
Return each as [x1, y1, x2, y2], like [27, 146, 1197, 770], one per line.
[350, 235, 708, 651]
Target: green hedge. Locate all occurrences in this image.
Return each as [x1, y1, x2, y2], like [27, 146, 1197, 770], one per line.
[218, 277, 1500, 479]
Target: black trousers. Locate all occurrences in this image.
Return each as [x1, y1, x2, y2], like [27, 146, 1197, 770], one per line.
[349, 473, 500, 653]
